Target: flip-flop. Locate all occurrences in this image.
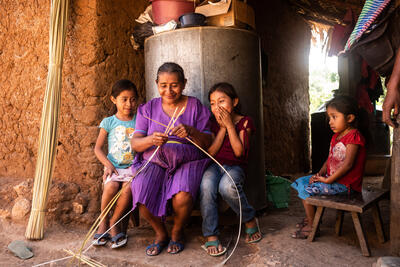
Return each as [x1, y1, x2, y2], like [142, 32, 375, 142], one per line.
[201, 240, 227, 257]
[111, 232, 128, 249]
[245, 227, 263, 243]
[93, 233, 111, 246]
[146, 239, 169, 256]
[167, 240, 184, 254]
[245, 218, 263, 244]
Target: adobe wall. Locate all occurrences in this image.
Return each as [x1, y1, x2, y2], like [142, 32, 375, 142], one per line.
[0, 0, 311, 226]
[250, 0, 311, 175]
[0, 0, 147, 225]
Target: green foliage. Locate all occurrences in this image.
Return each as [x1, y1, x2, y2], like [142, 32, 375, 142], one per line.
[309, 64, 339, 113]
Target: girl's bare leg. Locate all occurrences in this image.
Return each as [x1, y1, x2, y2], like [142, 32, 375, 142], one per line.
[169, 191, 193, 253]
[109, 182, 132, 237]
[97, 181, 120, 234]
[302, 199, 316, 231]
[139, 204, 169, 255]
[120, 198, 133, 234]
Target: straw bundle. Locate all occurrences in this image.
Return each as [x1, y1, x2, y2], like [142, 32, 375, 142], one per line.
[25, 0, 69, 240]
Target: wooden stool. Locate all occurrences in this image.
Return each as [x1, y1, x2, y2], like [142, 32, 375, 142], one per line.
[305, 188, 389, 256]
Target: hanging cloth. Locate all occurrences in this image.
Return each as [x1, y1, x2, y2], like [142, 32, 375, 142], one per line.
[329, 8, 355, 56]
[345, 0, 392, 51]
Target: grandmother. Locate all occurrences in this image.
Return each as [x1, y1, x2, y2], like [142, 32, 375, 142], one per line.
[130, 62, 212, 255]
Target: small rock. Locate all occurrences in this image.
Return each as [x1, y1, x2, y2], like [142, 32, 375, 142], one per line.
[8, 240, 33, 259]
[11, 198, 31, 220]
[0, 209, 11, 219]
[72, 202, 84, 214]
[13, 181, 31, 198]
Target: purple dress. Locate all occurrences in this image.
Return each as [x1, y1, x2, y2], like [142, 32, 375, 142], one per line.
[131, 96, 211, 217]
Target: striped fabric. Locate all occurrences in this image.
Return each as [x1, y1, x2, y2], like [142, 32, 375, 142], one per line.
[345, 0, 392, 50]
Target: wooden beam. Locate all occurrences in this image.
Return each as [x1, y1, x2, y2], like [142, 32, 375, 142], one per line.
[391, 119, 400, 256]
[303, 15, 337, 26]
[326, 0, 363, 13]
[288, 0, 364, 26]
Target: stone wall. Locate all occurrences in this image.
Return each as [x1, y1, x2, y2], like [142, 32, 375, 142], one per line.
[0, 0, 147, 225]
[250, 0, 311, 175]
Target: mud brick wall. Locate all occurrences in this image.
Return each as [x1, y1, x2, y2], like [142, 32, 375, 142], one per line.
[0, 0, 147, 225]
[0, 0, 312, 225]
[250, 0, 311, 175]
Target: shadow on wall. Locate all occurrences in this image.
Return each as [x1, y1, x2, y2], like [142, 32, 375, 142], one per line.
[249, 0, 311, 175]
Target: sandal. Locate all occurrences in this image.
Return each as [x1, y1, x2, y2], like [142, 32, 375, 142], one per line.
[111, 232, 128, 249]
[291, 228, 311, 239]
[145, 239, 169, 256]
[297, 218, 322, 228]
[93, 233, 111, 246]
[167, 240, 184, 254]
[201, 240, 227, 257]
[296, 218, 308, 229]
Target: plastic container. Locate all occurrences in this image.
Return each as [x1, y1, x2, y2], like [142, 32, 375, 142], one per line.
[151, 0, 195, 25]
[179, 13, 206, 27]
[265, 172, 291, 208]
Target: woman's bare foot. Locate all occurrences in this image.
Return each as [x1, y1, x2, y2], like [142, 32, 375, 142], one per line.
[146, 232, 169, 255]
[168, 229, 184, 254]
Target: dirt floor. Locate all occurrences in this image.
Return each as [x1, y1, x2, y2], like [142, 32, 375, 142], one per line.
[0, 176, 391, 267]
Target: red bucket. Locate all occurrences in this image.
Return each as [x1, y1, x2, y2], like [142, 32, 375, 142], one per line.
[151, 0, 195, 25]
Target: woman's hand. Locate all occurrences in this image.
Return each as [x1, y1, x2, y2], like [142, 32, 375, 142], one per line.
[383, 48, 400, 127]
[217, 106, 234, 129]
[382, 83, 400, 127]
[103, 165, 119, 182]
[169, 124, 193, 138]
[151, 132, 168, 146]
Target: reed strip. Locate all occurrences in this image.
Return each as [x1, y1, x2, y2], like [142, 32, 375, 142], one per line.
[64, 249, 106, 267]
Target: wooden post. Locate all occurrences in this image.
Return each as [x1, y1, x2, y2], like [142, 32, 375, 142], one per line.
[391, 118, 400, 256]
[338, 53, 362, 97]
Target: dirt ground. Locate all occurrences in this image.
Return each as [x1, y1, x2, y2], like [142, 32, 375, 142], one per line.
[0, 176, 391, 267]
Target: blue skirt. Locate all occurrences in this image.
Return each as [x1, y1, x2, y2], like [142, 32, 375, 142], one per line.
[291, 175, 348, 200]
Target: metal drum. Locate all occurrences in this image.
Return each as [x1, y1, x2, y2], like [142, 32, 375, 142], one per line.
[144, 27, 266, 209]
